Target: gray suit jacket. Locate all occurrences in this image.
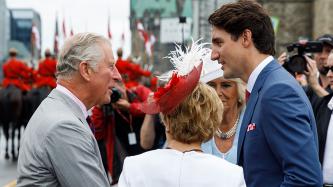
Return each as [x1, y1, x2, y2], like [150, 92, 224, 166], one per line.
[17, 89, 110, 187]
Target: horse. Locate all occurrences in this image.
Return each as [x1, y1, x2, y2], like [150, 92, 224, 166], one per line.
[15, 86, 51, 156]
[0, 85, 23, 160]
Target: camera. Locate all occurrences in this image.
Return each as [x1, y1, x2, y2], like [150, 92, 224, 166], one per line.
[111, 87, 122, 103]
[102, 87, 122, 116]
[283, 41, 323, 74]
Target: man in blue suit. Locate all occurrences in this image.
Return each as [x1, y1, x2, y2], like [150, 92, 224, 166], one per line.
[209, 1, 322, 186]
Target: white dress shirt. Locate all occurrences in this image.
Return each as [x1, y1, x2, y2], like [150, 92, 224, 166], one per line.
[324, 97, 333, 183]
[246, 56, 274, 93]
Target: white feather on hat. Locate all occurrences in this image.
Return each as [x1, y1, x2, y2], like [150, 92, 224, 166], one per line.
[200, 51, 224, 83]
[158, 39, 211, 82]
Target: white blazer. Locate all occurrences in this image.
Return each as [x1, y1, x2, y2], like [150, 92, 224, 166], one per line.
[118, 149, 246, 187]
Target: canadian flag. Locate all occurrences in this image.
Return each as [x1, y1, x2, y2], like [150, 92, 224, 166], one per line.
[31, 23, 40, 50]
[70, 27, 74, 36]
[107, 15, 112, 39]
[137, 21, 156, 56]
[146, 34, 156, 56]
[62, 18, 67, 39]
[54, 16, 59, 55]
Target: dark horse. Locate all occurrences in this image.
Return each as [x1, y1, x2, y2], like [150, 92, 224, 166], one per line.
[0, 85, 22, 160]
[21, 86, 51, 126]
[0, 85, 50, 161]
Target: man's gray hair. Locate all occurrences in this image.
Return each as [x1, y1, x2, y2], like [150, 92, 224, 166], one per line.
[56, 33, 110, 79]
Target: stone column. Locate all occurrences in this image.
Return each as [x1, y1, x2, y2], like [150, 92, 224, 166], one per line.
[258, 0, 314, 55]
[313, 0, 333, 38]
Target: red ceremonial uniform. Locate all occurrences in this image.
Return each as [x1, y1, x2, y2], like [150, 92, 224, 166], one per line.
[116, 58, 151, 88]
[35, 58, 57, 88]
[2, 58, 34, 91]
[91, 106, 115, 177]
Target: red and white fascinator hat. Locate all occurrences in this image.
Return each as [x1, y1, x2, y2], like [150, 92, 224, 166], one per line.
[139, 40, 212, 114]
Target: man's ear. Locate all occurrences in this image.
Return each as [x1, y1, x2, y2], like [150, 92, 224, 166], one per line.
[242, 29, 252, 48]
[79, 61, 92, 81]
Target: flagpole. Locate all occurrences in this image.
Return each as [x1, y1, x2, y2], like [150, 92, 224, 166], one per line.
[54, 13, 59, 57]
[150, 46, 154, 70]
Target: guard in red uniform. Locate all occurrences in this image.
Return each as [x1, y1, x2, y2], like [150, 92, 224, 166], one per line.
[2, 48, 34, 92]
[35, 49, 57, 89]
[115, 48, 151, 88]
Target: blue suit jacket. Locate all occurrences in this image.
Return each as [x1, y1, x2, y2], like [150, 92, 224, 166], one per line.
[237, 60, 323, 187]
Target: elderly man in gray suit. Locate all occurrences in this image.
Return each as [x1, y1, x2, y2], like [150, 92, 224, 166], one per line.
[17, 33, 122, 187]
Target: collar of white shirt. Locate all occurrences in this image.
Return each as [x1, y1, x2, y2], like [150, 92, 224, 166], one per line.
[328, 96, 333, 110]
[247, 56, 274, 93]
[56, 84, 88, 119]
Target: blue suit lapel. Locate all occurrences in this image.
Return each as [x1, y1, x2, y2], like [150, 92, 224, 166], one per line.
[237, 60, 281, 164]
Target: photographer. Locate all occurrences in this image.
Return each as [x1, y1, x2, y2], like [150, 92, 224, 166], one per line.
[314, 35, 333, 89]
[304, 55, 330, 97]
[306, 52, 333, 185]
[281, 34, 333, 105]
[282, 37, 333, 186]
[305, 35, 333, 106]
[91, 79, 151, 184]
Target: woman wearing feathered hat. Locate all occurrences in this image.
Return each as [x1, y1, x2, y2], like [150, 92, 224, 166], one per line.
[200, 55, 246, 164]
[118, 41, 246, 187]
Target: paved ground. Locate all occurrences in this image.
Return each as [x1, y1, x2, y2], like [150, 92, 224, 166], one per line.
[0, 129, 118, 187]
[0, 130, 18, 187]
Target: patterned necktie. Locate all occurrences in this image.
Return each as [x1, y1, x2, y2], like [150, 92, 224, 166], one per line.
[86, 116, 95, 135]
[246, 90, 251, 103]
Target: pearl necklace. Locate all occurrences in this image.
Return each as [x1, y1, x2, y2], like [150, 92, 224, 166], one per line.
[216, 114, 240, 140]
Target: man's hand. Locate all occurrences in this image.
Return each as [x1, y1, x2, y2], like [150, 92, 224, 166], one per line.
[114, 98, 131, 110]
[304, 55, 329, 97]
[304, 55, 319, 87]
[277, 52, 287, 65]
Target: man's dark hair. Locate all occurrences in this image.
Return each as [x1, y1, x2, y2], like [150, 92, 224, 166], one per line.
[9, 51, 17, 57]
[45, 51, 51, 58]
[208, 0, 275, 56]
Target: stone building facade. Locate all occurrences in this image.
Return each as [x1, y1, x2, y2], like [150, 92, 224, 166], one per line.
[194, 0, 333, 56]
[259, 0, 333, 55]
[0, 0, 10, 61]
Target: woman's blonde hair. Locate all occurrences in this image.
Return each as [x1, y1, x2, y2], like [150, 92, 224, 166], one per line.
[161, 82, 223, 144]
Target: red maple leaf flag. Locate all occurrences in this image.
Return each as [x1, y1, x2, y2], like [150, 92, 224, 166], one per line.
[137, 21, 154, 56]
[62, 18, 67, 39]
[70, 27, 74, 36]
[31, 22, 40, 50]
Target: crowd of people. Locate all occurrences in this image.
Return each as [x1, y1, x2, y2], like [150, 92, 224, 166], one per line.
[0, 0, 331, 186]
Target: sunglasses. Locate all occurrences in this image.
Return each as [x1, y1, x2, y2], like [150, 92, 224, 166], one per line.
[322, 66, 333, 75]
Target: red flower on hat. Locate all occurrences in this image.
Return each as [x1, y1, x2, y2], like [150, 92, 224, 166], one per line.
[154, 72, 179, 100]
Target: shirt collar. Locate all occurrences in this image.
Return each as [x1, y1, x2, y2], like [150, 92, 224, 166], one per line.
[328, 96, 333, 110]
[56, 84, 88, 118]
[247, 55, 274, 93]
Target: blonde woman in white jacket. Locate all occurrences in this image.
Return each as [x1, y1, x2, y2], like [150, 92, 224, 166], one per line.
[118, 41, 246, 187]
